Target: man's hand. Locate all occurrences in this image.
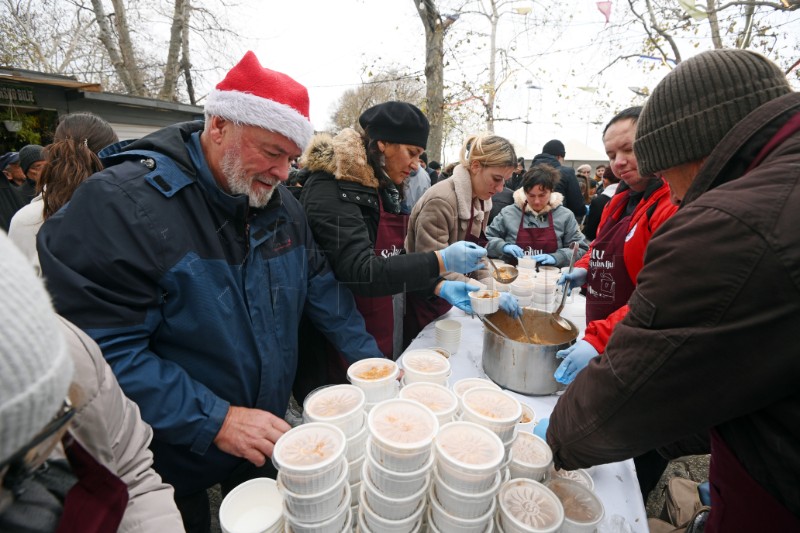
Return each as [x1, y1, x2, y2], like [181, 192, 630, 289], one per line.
[213, 406, 292, 466]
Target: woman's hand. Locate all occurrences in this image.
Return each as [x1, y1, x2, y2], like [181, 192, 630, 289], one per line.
[436, 280, 479, 313]
[502, 244, 524, 258]
[438, 241, 488, 274]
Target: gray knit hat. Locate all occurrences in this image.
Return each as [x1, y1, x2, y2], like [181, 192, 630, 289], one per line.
[635, 49, 792, 176]
[18, 144, 45, 175]
[0, 232, 73, 464]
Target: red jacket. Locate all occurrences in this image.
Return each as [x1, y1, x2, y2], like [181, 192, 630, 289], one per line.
[576, 179, 677, 352]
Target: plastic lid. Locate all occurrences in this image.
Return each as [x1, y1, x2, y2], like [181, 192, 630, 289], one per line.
[399, 383, 457, 414]
[512, 433, 553, 468]
[499, 479, 564, 530]
[435, 421, 504, 470]
[367, 399, 438, 449]
[452, 378, 500, 399]
[347, 358, 397, 382]
[546, 478, 604, 524]
[402, 350, 450, 375]
[462, 388, 522, 423]
[272, 423, 345, 472]
[549, 467, 594, 490]
[304, 385, 365, 419]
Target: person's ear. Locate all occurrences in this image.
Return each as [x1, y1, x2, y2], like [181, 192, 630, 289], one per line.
[377, 141, 386, 153]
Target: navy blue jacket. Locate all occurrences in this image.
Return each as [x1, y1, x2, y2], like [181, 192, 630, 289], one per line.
[38, 121, 379, 495]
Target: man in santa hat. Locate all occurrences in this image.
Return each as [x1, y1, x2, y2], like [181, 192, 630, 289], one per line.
[38, 51, 381, 532]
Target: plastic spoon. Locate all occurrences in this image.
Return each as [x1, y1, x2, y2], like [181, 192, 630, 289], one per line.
[551, 242, 580, 331]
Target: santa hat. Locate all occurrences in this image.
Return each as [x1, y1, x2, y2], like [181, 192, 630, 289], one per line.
[205, 51, 313, 150]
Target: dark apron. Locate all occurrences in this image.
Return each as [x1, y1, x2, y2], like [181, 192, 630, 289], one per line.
[585, 201, 636, 323]
[56, 436, 128, 533]
[706, 430, 800, 532]
[515, 208, 558, 256]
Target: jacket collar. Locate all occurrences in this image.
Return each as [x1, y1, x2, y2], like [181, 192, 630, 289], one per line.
[512, 187, 564, 215]
[452, 164, 491, 237]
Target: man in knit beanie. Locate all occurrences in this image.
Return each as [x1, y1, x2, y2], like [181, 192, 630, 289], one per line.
[542, 49, 800, 531]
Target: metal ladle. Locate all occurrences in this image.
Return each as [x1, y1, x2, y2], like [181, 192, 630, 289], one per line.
[476, 313, 513, 341]
[550, 242, 580, 331]
[487, 257, 519, 284]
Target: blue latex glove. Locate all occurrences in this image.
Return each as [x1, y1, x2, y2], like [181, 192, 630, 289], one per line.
[440, 241, 487, 274]
[533, 254, 556, 266]
[499, 293, 522, 318]
[534, 418, 549, 440]
[502, 244, 524, 258]
[554, 340, 599, 384]
[557, 267, 587, 292]
[438, 281, 479, 313]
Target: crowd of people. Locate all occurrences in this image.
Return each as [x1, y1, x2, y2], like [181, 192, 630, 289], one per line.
[0, 47, 798, 533]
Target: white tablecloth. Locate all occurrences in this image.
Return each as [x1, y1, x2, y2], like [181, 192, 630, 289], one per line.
[402, 293, 647, 532]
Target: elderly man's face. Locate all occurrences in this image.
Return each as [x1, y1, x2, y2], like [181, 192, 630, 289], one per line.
[659, 160, 705, 205]
[4, 163, 25, 184]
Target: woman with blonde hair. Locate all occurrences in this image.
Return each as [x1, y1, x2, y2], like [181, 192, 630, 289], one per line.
[404, 133, 522, 341]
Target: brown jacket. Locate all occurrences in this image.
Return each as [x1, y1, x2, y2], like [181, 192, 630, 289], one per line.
[405, 164, 492, 284]
[548, 92, 800, 516]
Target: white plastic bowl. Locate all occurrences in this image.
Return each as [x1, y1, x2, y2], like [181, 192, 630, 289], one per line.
[363, 445, 433, 498]
[432, 465, 501, 519]
[518, 257, 537, 270]
[434, 421, 505, 493]
[548, 466, 595, 491]
[357, 504, 423, 533]
[429, 481, 497, 533]
[283, 497, 351, 533]
[518, 404, 537, 434]
[346, 358, 400, 403]
[271, 423, 346, 495]
[361, 464, 430, 520]
[401, 349, 452, 383]
[545, 478, 605, 533]
[452, 378, 500, 401]
[359, 487, 426, 533]
[302, 385, 366, 437]
[367, 399, 438, 455]
[348, 454, 365, 485]
[498, 479, 564, 533]
[510, 433, 552, 482]
[460, 388, 522, 442]
[345, 421, 368, 462]
[468, 289, 501, 315]
[277, 463, 348, 523]
[219, 478, 283, 533]
[399, 382, 459, 426]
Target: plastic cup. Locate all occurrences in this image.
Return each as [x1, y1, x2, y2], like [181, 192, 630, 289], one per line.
[278, 465, 348, 523]
[367, 399, 438, 471]
[400, 349, 452, 385]
[347, 358, 400, 404]
[428, 481, 497, 533]
[432, 465, 501, 519]
[434, 421, 505, 493]
[460, 388, 522, 442]
[302, 384, 366, 437]
[510, 433, 553, 482]
[271, 423, 346, 495]
[363, 444, 433, 498]
[361, 464, 430, 520]
[468, 289, 501, 315]
[435, 319, 462, 354]
[219, 478, 283, 533]
[399, 382, 459, 426]
[518, 404, 536, 434]
[545, 478, 605, 533]
[548, 466, 595, 491]
[498, 479, 564, 533]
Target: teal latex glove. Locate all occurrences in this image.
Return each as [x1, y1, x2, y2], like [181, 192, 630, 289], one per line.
[439, 281, 479, 313]
[534, 418, 549, 440]
[533, 254, 556, 266]
[557, 267, 587, 292]
[499, 293, 522, 318]
[554, 340, 599, 384]
[440, 241, 487, 274]
[502, 244, 524, 258]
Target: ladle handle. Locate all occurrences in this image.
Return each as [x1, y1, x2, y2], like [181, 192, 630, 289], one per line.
[477, 314, 512, 340]
[555, 242, 581, 316]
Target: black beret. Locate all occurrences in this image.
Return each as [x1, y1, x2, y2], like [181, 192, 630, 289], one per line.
[359, 101, 429, 149]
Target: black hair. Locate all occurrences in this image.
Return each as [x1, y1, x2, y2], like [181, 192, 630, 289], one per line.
[522, 164, 559, 192]
[603, 106, 643, 136]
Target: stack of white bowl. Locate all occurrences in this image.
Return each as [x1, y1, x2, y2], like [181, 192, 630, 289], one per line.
[545, 478, 606, 533]
[509, 432, 553, 482]
[219, 478, 284, 533]
[399, 382, 459, 426]
[460, 387, 522, 474]
[434, 319, 462, 355]
[509, 277, 534, 307]
[428, 421, 505, 532]
[451, 378, 500, 418]
[273, 423, 352, 533]
[301, 385, 367, 519]
[359, 399, 438, 532]
[346, 358, 399, 412]
[496, 478, 564, 533]
[529, 266, 559, 312]
[399, 349, 452, 387]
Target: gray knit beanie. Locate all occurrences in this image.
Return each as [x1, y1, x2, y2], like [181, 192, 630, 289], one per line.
[635, 49, 792, 176]
[0, 232, 73, 464]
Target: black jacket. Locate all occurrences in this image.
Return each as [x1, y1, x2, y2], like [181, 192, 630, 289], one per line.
[531, 152, 584, 220]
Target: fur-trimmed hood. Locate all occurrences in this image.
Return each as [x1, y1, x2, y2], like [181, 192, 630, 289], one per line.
[512, 187, 564, 215]
[301, 128, 379, 189]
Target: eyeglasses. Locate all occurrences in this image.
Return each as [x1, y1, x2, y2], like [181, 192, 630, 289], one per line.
[1, 397, 75, 494]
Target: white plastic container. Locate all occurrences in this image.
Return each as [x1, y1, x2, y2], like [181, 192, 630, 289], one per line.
[468, 289, 501, 315]
[271, 423, 346, 495]
[367, 399, 438, 472]
[400, 349, 452, 385]
[302, 384, 366, 437]
[219, 478, 283, 533]
[347, 358, 400, 404]
[434, 319, 462, 354]
[348, 453, 365, 484]
[359, 489, 426, 533]
[283, 498, 351, 533]
[345, 421, 368, 462]
[350, 481, 360, 506]
[278, 466, 348, 523]
[518, 403, 536, 434]
[361, 464, 430, 520]
[429, 482, 497, 533]
[548, 466, 595, 491]
[518, 256, 537, 270]
[510, 433, 553, 482]
[452, 378, 500, 402]
[434, 421, 505, 493]
[399, 382, 459, 426]
[460, 388, 522, 442]
[498, 479, 564, 533]
[363, 443, 433, 497]
[432, 465, 501, 519]
[545, 478, 605, 533]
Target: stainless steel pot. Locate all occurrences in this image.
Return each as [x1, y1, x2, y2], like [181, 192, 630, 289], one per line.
[482, 308, 578, 395]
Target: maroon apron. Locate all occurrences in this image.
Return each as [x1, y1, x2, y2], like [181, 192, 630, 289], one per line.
[515, 208, 558, 256]
[706, 430, 800, 532]
[585, 202, 636, 323]
[56, 436, 128, 533]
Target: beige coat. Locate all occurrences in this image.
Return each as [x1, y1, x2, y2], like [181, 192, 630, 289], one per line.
[405, 164, 492, 284]
[58, 318, 185, 533]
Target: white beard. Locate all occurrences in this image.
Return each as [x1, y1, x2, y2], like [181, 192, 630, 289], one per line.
[220, 136, 277, 208]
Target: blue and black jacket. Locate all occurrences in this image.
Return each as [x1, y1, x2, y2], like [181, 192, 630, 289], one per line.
[38, 121, 379, 495]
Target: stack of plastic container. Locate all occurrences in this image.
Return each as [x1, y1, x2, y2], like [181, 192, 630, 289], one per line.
[346, 358, 399, 412]
[496, 478, 564, 533]
[509, 276, 534, 307]
[302, 385, 367, 519]
[509, 432, 553, 482]
[530, 266, 560, 312]
[428, 421, 505, 532]
[399, 382, 458, 426]
[399, 349, 451, 387]
[460, 387, 522, 474]
[359, 399, 438, 532]
[545, 478, 606, 532]
[451, 378, 500, 419]
[273, 423, 352, 533]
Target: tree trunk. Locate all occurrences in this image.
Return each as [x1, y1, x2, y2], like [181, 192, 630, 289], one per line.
[180, 2, 196, 105]
[706, 0, 724, 49]
[109, 0, 147, 96]
[415, 0, 447, 163]
[89, 0, 136, 93]
[485, 0, 499, 132]
[160, 0, 188, 101]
